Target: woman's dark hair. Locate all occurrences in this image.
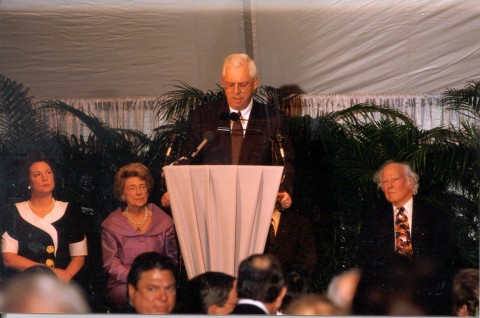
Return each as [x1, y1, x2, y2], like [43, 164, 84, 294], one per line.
[23, 151, 54, 180]
[21, 152, 56, 195]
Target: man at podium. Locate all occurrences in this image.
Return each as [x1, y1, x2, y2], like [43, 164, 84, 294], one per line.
[161, 53, 300, 279]
[162, 53, 295, 210]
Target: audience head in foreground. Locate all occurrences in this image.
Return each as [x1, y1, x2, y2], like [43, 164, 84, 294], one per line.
[279, 268, 311, 313]
[452, 268, 479, 316]
[327, 268, 361, 313]
[284, 293, 347, 316]
[1, 271, 90, 313]
[352, 257, 447, 315]
[233, 254, 287, 314]
[127, 252, 177, 314]
[186, 271, 238, 314]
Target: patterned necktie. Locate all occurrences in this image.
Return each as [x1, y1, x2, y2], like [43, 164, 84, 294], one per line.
[395, 207, 413, 257]
[231, 111, 243, 164]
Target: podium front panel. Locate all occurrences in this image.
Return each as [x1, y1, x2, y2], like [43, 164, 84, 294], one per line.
[164, 165, 283, 278]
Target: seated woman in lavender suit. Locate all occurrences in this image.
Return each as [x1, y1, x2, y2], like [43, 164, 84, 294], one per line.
[101, 163, 178, 310]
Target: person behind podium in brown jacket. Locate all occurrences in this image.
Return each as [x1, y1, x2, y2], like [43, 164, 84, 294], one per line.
[161, 53, 294, 210]
[264, 208, 317, 279]
[102, 163, 178, 310]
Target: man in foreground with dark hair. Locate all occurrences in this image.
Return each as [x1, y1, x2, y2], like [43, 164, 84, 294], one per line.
[127, 252, 177, 314]
[451, 268, 479, 316]
[186, 271, 238, 314]
[232, 254, 287, 314]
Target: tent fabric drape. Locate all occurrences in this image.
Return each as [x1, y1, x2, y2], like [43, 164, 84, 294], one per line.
[40, 94, 469, 137]
[1, 1, 479, 98]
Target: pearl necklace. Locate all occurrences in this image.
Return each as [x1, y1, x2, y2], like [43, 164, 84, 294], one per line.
[125, 206, 148, 232]
[28, 198, 56, 217]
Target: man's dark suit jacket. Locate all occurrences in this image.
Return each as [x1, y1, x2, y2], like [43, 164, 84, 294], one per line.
[231, 303, 268, 315]
[358, 197, 452, 269]
[357, 197, 455, 315]
[187, 98, 295, 195]
[264, 210, 317, 276]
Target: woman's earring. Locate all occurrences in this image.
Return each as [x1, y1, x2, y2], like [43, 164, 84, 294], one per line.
[28, 185, 31, 190]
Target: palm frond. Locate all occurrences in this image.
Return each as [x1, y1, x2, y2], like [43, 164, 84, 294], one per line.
[154, 81, 225, 122]
[326, 103, 415, 127]
[0, 74, 54, 154]
[38, 99, 150, 161]
[442, 80, 480, 119]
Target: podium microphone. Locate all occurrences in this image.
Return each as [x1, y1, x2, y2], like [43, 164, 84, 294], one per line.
[276, 131, 287, 184]
[276, 132, 286, 164]
[191, 131, 215, 158]
[165, 133, 177, 159]
[177, 131, 215, 164]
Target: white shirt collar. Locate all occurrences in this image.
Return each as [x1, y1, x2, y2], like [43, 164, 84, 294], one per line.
[229, 99, 253, 121]
[237, 298, 269, 314]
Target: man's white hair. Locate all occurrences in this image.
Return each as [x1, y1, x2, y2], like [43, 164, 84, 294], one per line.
[373, 160, 419, 195]
[222, 53, 257, 78]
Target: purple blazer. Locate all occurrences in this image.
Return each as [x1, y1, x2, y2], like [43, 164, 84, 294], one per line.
[101, 203, 178, 306]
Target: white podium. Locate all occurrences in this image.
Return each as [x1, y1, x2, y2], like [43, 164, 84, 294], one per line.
[163, 165, 283, 279]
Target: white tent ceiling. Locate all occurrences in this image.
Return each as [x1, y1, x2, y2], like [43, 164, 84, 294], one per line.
[1, 0, 479, 99]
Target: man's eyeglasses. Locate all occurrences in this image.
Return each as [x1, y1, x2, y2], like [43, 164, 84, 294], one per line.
[223, 81, 253, 92]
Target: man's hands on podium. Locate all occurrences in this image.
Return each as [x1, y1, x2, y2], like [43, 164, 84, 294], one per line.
[162, 191, 291, 210]
[276, 191, 292, 210]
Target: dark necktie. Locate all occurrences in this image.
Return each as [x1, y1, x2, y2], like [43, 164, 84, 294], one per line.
[267, 220, 276, 254]
[395, 207, 413, 257]
[231, 111, 243, 164]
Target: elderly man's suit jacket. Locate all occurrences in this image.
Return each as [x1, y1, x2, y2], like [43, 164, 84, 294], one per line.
[358, 198, 453, 271]
[187, 98, 295, 195]
[357, 197, 456, 315]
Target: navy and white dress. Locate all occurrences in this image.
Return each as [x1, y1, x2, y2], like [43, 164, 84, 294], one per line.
[1, 200, 88, 272]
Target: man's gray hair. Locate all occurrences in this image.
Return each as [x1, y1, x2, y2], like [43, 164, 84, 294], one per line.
[222, 53, 257, 78]
[0, 272, 91, 313]
[327, 268, 361, 310]
[373, 160, 419, 195]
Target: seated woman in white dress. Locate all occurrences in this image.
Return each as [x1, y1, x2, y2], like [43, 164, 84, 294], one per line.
[1, 153, 88, 282]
